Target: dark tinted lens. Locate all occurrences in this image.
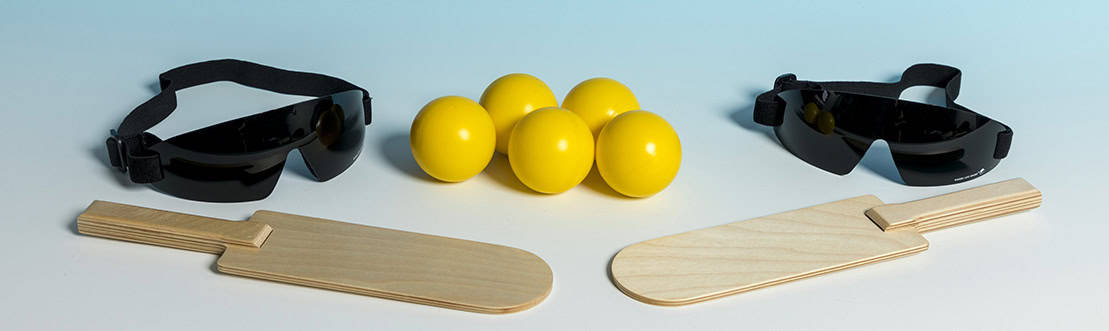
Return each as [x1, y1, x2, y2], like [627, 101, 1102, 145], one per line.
[147, 149, 288, 202]
[165, 101, 315, 154]
[773, 89, 874, 174]
[774, 89, 1005, 185]
[812, 91, 1003, 185]
[298, 90, 365, 181]
[890, 121, 1006, 186]
[823, 92, 992, 144]
[148, 90, 365, 201]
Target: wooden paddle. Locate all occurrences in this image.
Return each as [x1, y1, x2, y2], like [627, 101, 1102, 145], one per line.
[77, 201, 553, 314]
[610, 178, 1041, 306]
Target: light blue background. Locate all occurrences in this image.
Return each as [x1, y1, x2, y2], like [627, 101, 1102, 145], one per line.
[1, 1, 1105, 330]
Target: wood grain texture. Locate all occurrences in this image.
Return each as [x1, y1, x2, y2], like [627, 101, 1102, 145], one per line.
[866, 178, 1042, 232]
[218, 210, 553, 314]
[610, 195, 929, 306]
[77, 201, 553, 314]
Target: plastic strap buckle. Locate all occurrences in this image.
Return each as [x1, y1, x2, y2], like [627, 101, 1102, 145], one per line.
[105, 130, 128, 172]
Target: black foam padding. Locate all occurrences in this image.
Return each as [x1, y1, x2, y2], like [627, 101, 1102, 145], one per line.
[753, 93, 784, 126]
[126, 152, 163, 183]
[995, 129, 1013, 159]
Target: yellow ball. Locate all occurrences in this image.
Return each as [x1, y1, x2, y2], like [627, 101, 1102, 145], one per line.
[562, 77, 640, 137]
[816, 111, 836, 134]
[410, 96, 496, 182]
[803, 102, 820, 124]
[479, 73, 559, 154]
[508, 107, 594, 194]
[596, 111, 681, 197]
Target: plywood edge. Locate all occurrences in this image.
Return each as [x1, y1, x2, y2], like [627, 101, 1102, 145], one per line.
[215, 260, 552, 314]
[611, 241, 929, 306]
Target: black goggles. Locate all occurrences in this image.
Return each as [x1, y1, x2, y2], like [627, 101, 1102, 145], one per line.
[106, 59, 372, 202]
[753, 64, 1011, 186]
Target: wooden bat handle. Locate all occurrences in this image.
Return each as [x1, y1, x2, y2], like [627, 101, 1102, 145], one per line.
[866, 178, 1042, 233]
[77, 200, 273, 254]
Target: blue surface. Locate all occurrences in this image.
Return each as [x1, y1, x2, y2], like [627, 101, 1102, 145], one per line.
[1, 1, 1106, 330]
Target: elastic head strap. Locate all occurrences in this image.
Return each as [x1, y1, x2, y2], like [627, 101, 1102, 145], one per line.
[107, 59, 372, 183]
